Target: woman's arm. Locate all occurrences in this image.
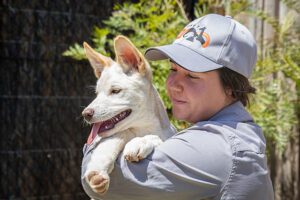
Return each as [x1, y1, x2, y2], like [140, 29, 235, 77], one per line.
[81, 130, 233, 200]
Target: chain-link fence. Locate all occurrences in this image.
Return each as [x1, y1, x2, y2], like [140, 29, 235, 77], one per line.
[0, 0, 127, 199]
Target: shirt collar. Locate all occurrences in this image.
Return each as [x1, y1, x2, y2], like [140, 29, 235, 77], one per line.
[207, 101, 254, 123]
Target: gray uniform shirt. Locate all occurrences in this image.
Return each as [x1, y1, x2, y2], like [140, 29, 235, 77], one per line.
[81, 101, 274, 200]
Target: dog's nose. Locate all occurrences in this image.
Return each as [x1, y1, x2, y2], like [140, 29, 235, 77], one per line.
[82, 108, 94, 121]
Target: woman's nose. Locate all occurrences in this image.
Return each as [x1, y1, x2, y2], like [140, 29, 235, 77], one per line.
[166, 74, 183, 92]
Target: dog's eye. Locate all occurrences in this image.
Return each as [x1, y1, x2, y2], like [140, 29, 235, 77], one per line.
[111, 89, 121, 95]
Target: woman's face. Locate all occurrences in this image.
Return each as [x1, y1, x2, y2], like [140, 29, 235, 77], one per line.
[166, 62, 235, 124]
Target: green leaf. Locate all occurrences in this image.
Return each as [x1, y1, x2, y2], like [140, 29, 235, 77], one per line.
[62, 43, 86, 60]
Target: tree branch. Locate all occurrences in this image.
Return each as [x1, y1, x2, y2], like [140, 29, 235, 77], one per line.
[176, 0, 189, 22]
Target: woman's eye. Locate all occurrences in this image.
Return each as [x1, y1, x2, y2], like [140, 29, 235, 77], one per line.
[187, 74, 199, 79]
[111, 89, 121, 94]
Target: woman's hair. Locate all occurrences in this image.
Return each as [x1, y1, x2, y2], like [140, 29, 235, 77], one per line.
[217, 67, 256, 107]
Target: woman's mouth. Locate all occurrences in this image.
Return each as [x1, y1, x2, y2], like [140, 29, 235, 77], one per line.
[171, 98, 186, 104]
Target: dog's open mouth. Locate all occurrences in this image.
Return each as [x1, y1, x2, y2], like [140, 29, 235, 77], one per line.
[90, 109, 132, 137]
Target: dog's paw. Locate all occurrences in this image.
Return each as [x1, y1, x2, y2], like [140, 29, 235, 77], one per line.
[123, 135, 162, 162]
[85, 171, 110, 195]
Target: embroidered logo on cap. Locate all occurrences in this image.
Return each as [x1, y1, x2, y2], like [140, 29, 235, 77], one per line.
[176, 26, 210, 48]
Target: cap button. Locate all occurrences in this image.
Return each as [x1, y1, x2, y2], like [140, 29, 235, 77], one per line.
[225, 15, 232, 19]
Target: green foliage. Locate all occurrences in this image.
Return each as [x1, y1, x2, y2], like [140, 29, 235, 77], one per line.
[194, 0, 252, 17]
[62, 43, 86, 59]
[64, 0, 300, 152]
[248, 8, 300, 154]
[249, 72, 296, 153]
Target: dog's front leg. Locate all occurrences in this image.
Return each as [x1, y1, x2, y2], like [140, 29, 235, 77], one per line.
[85, 132, 132, 194]
[123, 135, 163, 162]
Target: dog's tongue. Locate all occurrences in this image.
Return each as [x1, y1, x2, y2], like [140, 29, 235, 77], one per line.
[87, 123, 101, 145]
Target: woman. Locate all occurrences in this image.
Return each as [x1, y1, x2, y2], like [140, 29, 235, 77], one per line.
[82, 14, 274, 200]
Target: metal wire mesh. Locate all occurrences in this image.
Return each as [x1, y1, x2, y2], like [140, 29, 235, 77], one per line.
[0, 0, 126, 199]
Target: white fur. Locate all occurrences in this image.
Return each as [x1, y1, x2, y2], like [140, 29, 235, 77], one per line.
[82, 36, 176, 195]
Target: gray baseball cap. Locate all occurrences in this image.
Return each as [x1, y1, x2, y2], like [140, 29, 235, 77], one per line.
[144, 14, 257, 78]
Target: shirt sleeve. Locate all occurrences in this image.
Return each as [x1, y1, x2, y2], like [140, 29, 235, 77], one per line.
[82, 129, 233, 200]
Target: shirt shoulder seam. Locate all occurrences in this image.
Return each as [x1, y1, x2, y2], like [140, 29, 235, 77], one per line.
[219, 133, 238, 196]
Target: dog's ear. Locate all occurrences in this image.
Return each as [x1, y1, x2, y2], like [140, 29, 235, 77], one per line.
[114, 36, 146, 74]
[83, 42, 113, 78]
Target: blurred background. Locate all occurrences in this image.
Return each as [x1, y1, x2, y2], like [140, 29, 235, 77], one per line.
[1, 0, 299, 199]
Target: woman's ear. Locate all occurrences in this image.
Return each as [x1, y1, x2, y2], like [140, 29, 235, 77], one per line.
[114, 35, 146, 75]
[225, 87, 233, 96]
[83, 42, 114, 78]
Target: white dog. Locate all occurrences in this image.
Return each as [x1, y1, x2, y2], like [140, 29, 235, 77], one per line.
[82, 36, 176, 195]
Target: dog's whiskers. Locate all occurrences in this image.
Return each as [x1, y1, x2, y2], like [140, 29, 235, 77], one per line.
[81, 120, 91, 127]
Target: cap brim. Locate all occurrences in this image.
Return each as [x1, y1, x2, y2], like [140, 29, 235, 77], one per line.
[144, 44, 223, 72]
